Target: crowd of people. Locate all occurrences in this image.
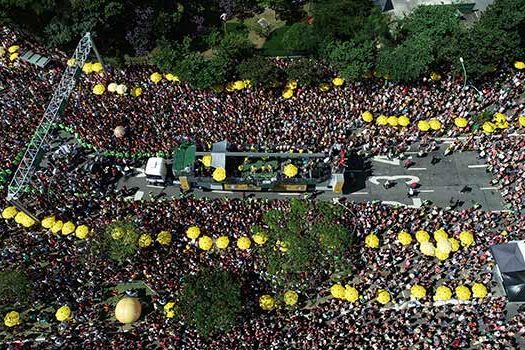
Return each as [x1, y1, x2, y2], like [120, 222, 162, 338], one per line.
[2, 25, 525, 349]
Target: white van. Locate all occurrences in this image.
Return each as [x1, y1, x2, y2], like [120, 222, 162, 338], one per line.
[145, 157, 168, 185]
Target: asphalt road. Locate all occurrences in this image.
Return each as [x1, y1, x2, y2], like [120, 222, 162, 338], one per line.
[116, 148, 507, 212]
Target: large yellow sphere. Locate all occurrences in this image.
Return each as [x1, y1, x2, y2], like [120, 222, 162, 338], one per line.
[114, 297, 142, 324]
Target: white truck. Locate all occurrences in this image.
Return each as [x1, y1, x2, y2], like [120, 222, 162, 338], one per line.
[145, 157, 168, 185]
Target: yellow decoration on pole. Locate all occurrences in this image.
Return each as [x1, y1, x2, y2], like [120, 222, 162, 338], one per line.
[92, 84, 105, 95]
[233, 80, 246, 90]
[212, 167, 227, 182]
[283, 164, 298, 178]
[472, 283, 488, 298]
[75, 225, 90, 239]
[387, 116, 398, 127]
[51, 220, 64, 234]
[286, 80, 297, 90]
[417, 120, 430, 131]
[398, 115, 410, 127]
[519, 115, 525, 127]
[8, 45, 20, 53]
[186, 226, 201, 240]
[108, 83, 118, 93]
[131, 87, 143, 97]
[459, 230, 475, 247]
[91, 62, 103, 73]
[376, 115, 388, 125]
[4, 311, 20, 327]
[319, 82, 330, 92]
[116, 84, 128, 95]
[9, 52, 19, 61]
[429, 119, 442, 130]
[514, 61, 525, 69]
[215, 236, 230, 249]
[156, 231, 172, 246]
[14, 211, 35, 228]
[237, 236, 251, 250]
[430, 72, 441, 81]
[332, 77, 344, 86]
[361, 111, 373, 123]
[397, 231, 412, 246]
[55, 306, 72, 321]
[252, 232, 268, 245]
[82, 62, 93, 74]
[448, 237, 460, 252]
[410, 285, 426, 299]
[2, 206, 18, 219]
[61, 221, 76, 236]
[419, 241, 435, 256]
[198, 235, 213, 251]
[482, 121, 496, 134]
[415, 230, 430, 243]
[165, 73, 180, 82]
[330, 284, 346, 299]
[41, 216, 56, 229]
[436, 238, 452, 255]
[259, 295, 275, 310]
[433, 229, 448, 242]
[435, 249, 449, 261]
[455, 285, 471, 301]
[282, 89, 293, 99]
[365, 233, 379, 248]
[150, 72, 162, 83]
[376, 289, 391, 304]
[201, 155, 212, 167]
[284, 290, 299, 305]
[138, 233, 153, 247]
[454, 117, 468, 128]
[433, 286, 452, 301]
[138, 234, 152, 248]
[164, 302, 175, 318]
[67, 58, 77, 67]
[344, 285, 359, 302]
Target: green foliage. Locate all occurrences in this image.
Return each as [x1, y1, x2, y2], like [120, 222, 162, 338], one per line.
[257, 199, 352, 289]
[150, 37, 192, 73]
[237, 56, 283, 86]
[177, 269, 242, 337]
[312, 0, 374, 42]
[218, 32, 254, 60]
[93, 220, 138, 264]
[286, 58, 327, 86]
[280, 22, 318, 53]
[176, 52, 232, 89]
[325, 40, 374, 81]
[0, 270, 30, 305]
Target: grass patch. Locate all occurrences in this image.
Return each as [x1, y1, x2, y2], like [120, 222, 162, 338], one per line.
[261, 25, 303, 56]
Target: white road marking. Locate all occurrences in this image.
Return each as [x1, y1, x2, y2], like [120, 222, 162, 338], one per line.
[146, 185, 165, 188]
[369, 175, 420, 185]
[133, 167, 146, 178]
[351, 192, 369, 195]
[418, 189, 435, 193]
[212, 190, 234, 194]
[372, 156, 400, 166]
[382, 198, 422, 208]
[480, 187, 498, 190]
[468, 164, 488, 168]
[278, 193, 302, 196]
[491, 210, 512, 213]
[405, 151, 420, 155]
[408, 167, 427, 171]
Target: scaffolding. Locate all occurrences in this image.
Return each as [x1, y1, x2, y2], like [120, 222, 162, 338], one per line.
[7, 33, 102, 202]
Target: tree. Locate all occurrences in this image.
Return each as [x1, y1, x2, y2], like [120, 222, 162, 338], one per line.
[177, 269, 242, 337]
[286, 58, 328, 86]
[255, 199, 352, 289]
[237, 56, 283, 86]
[125, 6, 156, 56]
[325, 40, 374, 81]
[312, 0, 374, 42]
[280, 22, 318, 53]
[0, 270, 30, 305]
[176, 52, 232, 89]
[218, 32, 254, 60]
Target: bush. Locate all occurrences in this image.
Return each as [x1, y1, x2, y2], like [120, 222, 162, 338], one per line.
[177, 269, 242, 337]
[0, 270, 30, 306]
